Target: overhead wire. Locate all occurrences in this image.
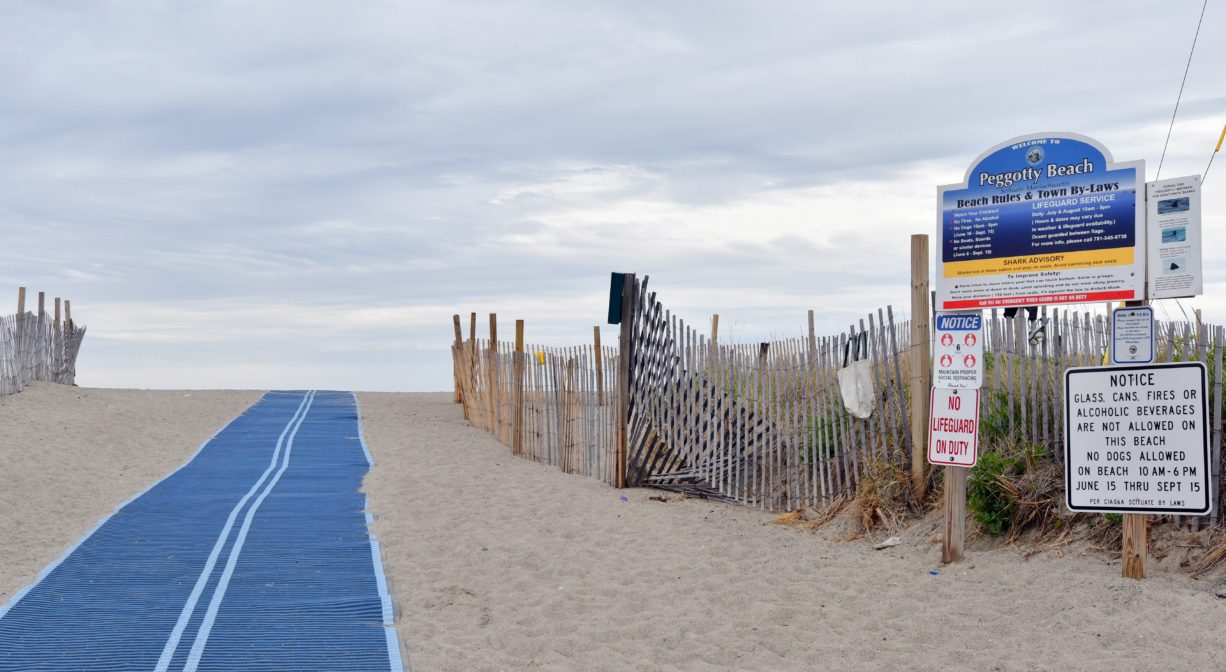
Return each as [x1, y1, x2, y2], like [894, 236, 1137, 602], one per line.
[1155, 0, 1209, 181]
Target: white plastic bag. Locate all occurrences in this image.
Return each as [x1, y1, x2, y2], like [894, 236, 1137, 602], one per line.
[837, 333, 875, 419]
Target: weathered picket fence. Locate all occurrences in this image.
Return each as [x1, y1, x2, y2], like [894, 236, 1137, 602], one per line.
[453, 318, 620, 483]
[1, 311, 87, 396]
[452, 275, 1226, 523]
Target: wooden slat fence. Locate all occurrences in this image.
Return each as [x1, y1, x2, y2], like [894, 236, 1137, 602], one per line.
[454, 335, 620, 484]
[452, 278, 1226, 524]
[1, 312, 87, 396]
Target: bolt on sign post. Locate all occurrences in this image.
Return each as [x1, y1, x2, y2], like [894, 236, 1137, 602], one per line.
[936, 133, 1145, 311]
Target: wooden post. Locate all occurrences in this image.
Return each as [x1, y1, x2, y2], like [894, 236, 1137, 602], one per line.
[54, 298, 61, 329]
[593, 326, 603, 405]
[943, 462, 968, 563]
[483, 313, 492, 436]
[910, 235, 931, 499]
[807, 310, 817, 364]
[65, 300, 73, 333]
[563, 357, 579, 472]
[513, 319, 525, 456]
[16, 287, 26, 355]
[711, 314, 720, 345]
[452, 314, 464, 404]
[37, 292, 45, 319]
[1118, 299, 1149, 579]
[615, 273, 636, 488]
[1122, 512, 1147, 579]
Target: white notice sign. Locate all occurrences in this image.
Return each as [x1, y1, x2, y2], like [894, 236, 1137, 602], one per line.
[1146, 175, 1202, 299]
[1111, 306, 1154, 365]
[928, 387, 979, 467]
[933, 312, 983, 389]
[1065, 362, 1210, 515]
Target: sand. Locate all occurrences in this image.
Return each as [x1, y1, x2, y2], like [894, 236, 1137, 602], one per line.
[0, 383, 262, 604]
[358, 392, 1226, 672]
[3, 384, 1226, 671]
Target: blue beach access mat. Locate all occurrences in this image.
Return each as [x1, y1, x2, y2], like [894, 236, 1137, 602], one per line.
[0, 390, 404, 672]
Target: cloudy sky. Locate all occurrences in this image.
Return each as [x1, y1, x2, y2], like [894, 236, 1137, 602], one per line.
[2, 1, 1222, 391]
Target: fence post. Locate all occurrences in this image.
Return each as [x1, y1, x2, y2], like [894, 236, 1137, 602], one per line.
[615, 273, 636, 489]
[54, 298, 61, 329]
[593, 326, 603, 405]
[488, 314, 499, 437]
[65, 300, 73, 334]
[37, 292, 45, 320]
[514, 319, 525, 456]
[910, 235, 931, 500]
[452, 314, 464, 404]
[16, 288, 26, 374]
[564, 356, 578, 472]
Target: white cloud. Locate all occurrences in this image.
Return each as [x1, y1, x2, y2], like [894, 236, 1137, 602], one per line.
[1, 1, 1222, 390]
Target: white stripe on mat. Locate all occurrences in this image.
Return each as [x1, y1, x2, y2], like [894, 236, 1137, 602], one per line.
[181, 389, 317, 671]
[154, 390, 314, 672]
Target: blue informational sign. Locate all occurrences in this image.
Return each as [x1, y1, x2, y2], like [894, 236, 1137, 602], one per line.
[936, 133, 1145, 310]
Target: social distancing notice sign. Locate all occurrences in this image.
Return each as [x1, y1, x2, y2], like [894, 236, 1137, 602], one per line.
[928, 387, 979, 467]
[1065, 362, 1211, 515]
[934, 312, 983, 388]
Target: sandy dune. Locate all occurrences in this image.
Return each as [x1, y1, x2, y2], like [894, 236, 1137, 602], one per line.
[3, 384, 1225, 671]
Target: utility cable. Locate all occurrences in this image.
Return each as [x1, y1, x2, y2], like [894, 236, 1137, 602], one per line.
[1156, 0, 1209, 180]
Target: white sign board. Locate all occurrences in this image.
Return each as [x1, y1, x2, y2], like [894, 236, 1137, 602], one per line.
[1065, 362, 1210, 515]
[928, 387, 979, 467]
[1111, 306, 1154, 365]
[934, 312, 984, 388]
[1146, 175, 1202, 300]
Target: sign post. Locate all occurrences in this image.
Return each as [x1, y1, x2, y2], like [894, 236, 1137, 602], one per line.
[929, 387, 980, 563]
[1065, 357, 1211, 578]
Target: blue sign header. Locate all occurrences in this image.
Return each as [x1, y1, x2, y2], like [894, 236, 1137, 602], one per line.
[936, 314, 982, 331]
